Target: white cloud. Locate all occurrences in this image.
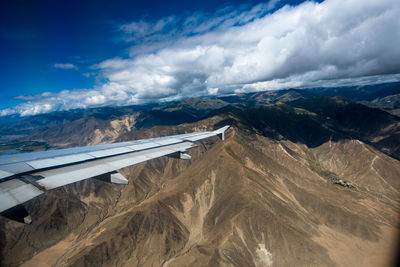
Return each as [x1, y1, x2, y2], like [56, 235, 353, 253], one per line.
[2, 0, 400, 116]
[0, 90, 105, 116]
[54, 63, 78, 70]
[119, 1, 279, 45]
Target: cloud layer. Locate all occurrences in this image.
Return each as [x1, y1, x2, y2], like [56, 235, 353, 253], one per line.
[54, 63, 78, 70]
[2, 0, 400, 116]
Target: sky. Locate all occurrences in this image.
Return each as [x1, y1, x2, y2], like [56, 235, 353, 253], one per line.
[0, 0, 399, 116]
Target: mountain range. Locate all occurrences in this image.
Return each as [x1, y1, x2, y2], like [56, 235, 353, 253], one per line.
[0, 82, 399, 266]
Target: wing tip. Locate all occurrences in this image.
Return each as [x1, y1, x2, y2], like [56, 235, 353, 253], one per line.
[213, 125, 230, 133]
[213, 125, 230, 141]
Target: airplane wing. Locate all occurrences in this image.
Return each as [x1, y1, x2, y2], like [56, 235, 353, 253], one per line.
[0, 125, 229, 223]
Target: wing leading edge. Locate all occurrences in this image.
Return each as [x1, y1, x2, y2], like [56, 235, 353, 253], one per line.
[0, 126, 229, 222]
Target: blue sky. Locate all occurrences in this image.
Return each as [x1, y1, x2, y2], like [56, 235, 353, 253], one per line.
[1, 0, 399, 116]
[1, 0, 292, 110]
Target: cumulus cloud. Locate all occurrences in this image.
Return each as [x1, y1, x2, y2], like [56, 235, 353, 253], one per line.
[0, 90, 107, 116]
[120, 1, 280, 45]
[2, 0, 400, 116]
[54, 63, 78, 70]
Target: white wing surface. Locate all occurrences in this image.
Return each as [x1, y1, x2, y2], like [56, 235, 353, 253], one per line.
[0, 126, 229, 222]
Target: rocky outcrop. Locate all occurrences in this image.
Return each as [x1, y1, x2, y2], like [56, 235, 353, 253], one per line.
[1, 122, 399, 267]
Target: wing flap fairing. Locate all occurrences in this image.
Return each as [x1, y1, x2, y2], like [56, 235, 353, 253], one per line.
[0, 179, 44, 213]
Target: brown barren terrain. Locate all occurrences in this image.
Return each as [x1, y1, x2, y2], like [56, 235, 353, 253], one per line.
[1, 113, 399, 267]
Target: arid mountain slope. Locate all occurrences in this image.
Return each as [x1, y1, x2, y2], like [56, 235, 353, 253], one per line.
[1, 116, 399, 266]
[2, 82, 398, 148]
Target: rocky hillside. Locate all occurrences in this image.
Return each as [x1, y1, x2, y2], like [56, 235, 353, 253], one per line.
[1, 103, 399, 266]
[1, 83, 399, 266]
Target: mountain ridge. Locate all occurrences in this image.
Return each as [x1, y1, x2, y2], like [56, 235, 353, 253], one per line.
[0, 83, 399, 266]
